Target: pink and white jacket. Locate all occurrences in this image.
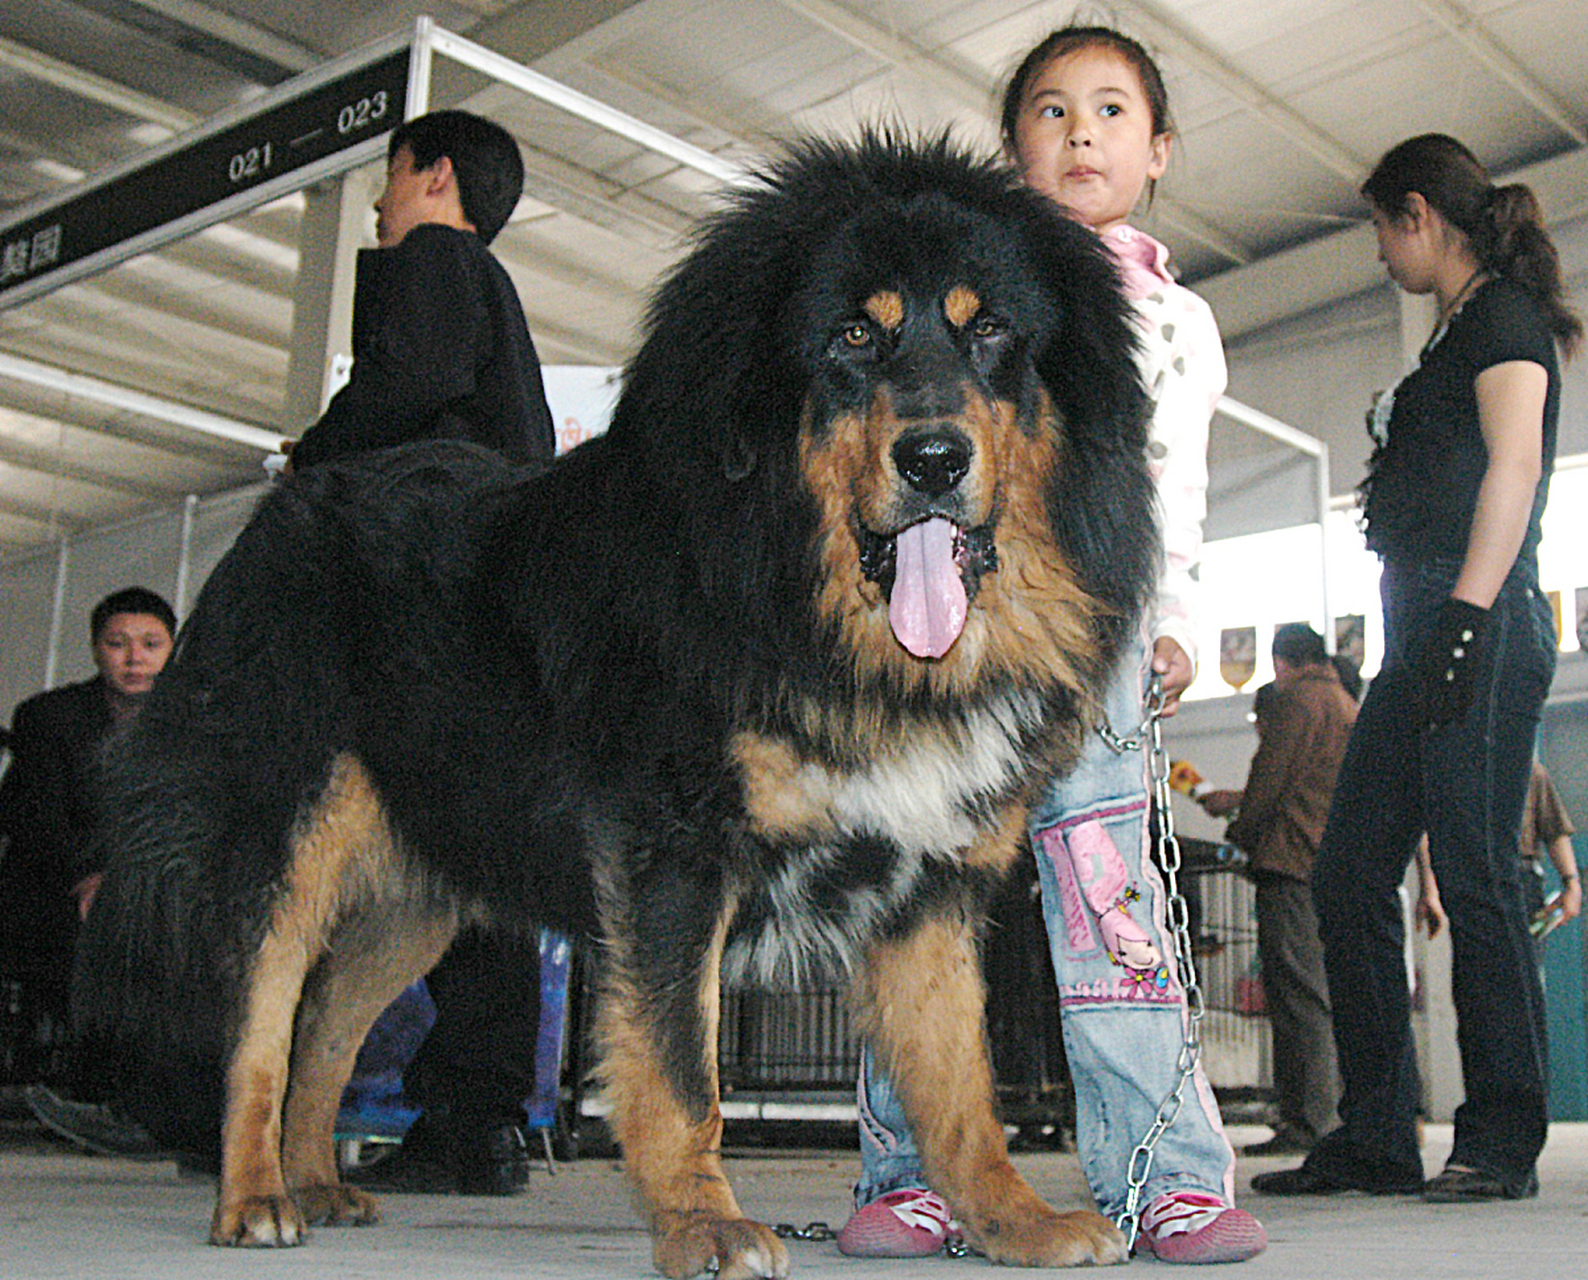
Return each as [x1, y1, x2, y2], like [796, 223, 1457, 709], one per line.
[1102, 224, 1225, 675]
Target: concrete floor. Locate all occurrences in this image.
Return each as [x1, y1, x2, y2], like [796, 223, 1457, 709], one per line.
[2, 1117, 1585, 1279]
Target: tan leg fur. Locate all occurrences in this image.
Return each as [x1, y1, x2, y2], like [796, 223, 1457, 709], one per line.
[597, 908, 790, 1280]
[280, 898, 457, 1228]
[210, 755, 448, 1247]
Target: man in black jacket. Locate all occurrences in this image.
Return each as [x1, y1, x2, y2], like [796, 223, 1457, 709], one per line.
[292, 111, 553, 1195]
[1, 588, 175, 1086]
[289, 109, 554, 469]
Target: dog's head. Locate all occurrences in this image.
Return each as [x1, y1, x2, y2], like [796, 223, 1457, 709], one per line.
[611, 132, 1158, 714]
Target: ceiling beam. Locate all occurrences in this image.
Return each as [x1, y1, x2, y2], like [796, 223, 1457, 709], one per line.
[1150, 202, 1252, 267]
[157, 235, 295, 298]
[1123, 0, 1370, 185]
[0, 380, 243, 469]
[499, 233, 655, 308]
[0, 427, 175, 500]
[104, 0, 320, 77]
[0, 350, 284, 453]
[772, 0, 994, 116]
[5, 285, 287, 398]
[0, 34, 196, 133]
[1411, 0, 1587, 146]
[1198, 145, 1588, 342]
[62, 266, 292, 351]
[516, 145, 695, 250]
[0, 487, 87, 532]
[768, 0, 1252, 267]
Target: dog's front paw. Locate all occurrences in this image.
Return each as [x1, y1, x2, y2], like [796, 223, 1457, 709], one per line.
[965, 1206, 1127, 1268]
[293, 1181, 381, 1227]
[652, 1211, 791, 1279]
[210, 1193, 307, 1247]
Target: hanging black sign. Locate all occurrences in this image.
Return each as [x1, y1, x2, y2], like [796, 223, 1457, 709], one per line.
[0, 47, 409, 308]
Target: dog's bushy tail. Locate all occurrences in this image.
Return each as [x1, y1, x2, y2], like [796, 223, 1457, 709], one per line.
[72, 442, 523, 1150]
[69, 722, 259, 1153]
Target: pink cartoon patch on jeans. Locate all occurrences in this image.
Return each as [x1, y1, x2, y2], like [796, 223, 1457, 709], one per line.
[1033, 822, 1098, 953]
[1047, 819, 1168, 989]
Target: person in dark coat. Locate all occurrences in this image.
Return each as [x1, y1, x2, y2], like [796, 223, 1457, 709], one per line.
[292, 109, 552, 1196]
[1, 587, 175, 1084]
[288, 109, 554, 470]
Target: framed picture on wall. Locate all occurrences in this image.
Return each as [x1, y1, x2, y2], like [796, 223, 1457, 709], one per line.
[1219, 626, 1256, 691]
[1335, 614, 1366, 668]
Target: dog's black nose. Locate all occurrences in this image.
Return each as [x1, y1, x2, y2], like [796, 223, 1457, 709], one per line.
[892, 429, 971, 496]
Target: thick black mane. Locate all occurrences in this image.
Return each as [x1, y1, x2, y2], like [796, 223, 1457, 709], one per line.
[580, 131, 1156, 722]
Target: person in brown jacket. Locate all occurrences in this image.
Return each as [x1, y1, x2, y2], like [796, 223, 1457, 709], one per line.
[1199, 624, 1358, 1156]
[1517, 759, 1580, 951]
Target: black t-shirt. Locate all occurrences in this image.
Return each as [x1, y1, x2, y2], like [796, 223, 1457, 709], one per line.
[1362, 277, 1560, 566]
[292, 223, 555, 469]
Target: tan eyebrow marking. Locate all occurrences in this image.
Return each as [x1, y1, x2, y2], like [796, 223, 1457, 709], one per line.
[943, 285, 981, 329]
[863, 290, 905, 331]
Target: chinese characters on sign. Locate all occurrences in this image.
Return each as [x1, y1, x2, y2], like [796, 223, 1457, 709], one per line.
[0, 225, 63, 283]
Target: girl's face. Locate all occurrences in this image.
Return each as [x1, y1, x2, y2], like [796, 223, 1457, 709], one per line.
[1010, 45, 1170, 234]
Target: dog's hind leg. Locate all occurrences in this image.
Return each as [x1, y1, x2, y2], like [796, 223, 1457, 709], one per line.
[597, 894, 790, 1280]
[210, 755, 423, 1248]
[852, 910, 1127, 1268]
[278, 889, 458, 1229]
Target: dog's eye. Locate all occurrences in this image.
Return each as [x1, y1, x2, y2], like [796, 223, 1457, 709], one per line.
[971, 315, 1006, 339]
[841, 324, 872, 348]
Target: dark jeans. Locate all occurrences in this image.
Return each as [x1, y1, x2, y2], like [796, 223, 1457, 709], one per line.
[1311, 558, 1553, 1182]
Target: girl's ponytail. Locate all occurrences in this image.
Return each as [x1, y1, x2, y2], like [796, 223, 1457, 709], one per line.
[1482, 182, 1582, 357]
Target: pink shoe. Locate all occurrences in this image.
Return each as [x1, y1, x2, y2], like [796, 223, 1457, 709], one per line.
[836, 1187, 958, 1258]
[1135, 1191, 1267, 1264]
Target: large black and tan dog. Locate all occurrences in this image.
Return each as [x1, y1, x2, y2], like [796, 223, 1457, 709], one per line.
[76, 135, 1156, 1276]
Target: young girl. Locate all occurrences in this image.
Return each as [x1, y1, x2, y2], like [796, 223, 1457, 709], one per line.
[837, 25, 1266, 1265]
[1255, 134, 1580, 1203]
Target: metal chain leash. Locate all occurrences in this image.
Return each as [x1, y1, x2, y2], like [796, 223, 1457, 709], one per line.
[1095, 675, 1206, 1251]
[772, 1221, 976, 1259]
[772, 1222, 834, 1242]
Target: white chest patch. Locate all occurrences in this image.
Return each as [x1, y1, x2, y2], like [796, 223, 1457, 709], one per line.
[814, 690, 1046, 857]
[722, 691, 1051, 988]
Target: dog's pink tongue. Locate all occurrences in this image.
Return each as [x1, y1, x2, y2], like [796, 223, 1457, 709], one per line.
[888, 517, 967, 659]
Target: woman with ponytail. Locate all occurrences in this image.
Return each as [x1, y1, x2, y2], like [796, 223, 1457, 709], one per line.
[1256, 134, 1579, 1204]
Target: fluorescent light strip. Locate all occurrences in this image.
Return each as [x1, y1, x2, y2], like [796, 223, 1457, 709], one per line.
[0, 350, 285, 453]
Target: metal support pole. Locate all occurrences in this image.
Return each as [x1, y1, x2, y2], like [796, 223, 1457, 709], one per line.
[1315, 441, 1334, 652]
[407, 15, 434, 120]
[423, 24, 745, 185]
[44, 537, 70, 690]
[174, 493, 199, 621]
[1214, 395, 1335, 648]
